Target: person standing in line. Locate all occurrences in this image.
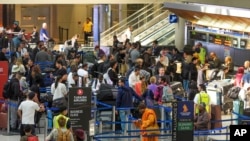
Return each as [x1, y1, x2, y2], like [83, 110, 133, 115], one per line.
[194, 102, 210, 141]
[18, 91, 45, 136]
[116, 78, 142, 133]
[82, 17, 93, 44]
[40, 22, 49, 42]
[30, 26, 39, 43]
[134, 102, 159, 141]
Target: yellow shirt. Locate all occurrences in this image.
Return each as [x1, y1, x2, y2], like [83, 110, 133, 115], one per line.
[82, 21, 93, 32]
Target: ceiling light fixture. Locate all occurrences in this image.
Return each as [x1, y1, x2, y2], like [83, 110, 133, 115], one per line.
[193, 15, 200, 19]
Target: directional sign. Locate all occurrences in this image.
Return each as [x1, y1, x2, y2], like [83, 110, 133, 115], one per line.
[169, 14, 178, 23]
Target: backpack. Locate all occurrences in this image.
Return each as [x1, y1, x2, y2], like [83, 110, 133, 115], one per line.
[57, 128, 71, 141]
[2, 81, 11, 99]
[27, 135, 39, 141]
[227, 86, 241, 100]
[103, 68, 113, 85]
[162, 85, 173, 102]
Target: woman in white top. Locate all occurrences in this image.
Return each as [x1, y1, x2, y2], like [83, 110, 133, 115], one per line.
[51, 75, 68, 105]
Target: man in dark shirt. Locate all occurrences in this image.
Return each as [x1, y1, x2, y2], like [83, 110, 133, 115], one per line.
[116, 78, 142, 133]
[0, 47, 8, 61]
[13, 21, 21, 32]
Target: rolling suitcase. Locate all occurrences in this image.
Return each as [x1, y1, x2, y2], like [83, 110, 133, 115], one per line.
[211, 105, 222, 129]
[0, 112, 7, 129]
[233, 100, 244, 125]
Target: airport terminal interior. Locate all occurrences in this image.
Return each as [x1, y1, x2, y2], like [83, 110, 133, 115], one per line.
[0, 0, 250, 140]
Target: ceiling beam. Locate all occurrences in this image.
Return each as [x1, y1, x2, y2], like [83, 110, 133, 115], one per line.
[0, 0, 169, 4]
[176, 0, 250, 9]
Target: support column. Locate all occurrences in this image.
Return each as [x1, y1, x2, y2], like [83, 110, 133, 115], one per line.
[0, 5, 3, 27]
[119, 4, 127, 23]
[174, 17, 185, 51]
[99, 4, 112, 33]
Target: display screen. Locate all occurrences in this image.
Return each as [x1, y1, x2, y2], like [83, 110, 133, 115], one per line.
[208, 34, 237, 47]
[240, 39, 247, 48]
[190, 30, 207, 41]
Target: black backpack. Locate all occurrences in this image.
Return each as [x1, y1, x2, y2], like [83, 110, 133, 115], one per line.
[227, 86, 241, 100]
[2, 81, 11, 99]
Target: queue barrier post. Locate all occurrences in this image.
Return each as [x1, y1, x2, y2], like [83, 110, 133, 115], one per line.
[112, 106, 116, 132]
[7, 100, 10, 134]
[160, 106, 165, 134]
[124, 111, 128, 136]
[226, 126, 229, 141]
[44, 114, 48, 139]
[99, 121, 102, 134]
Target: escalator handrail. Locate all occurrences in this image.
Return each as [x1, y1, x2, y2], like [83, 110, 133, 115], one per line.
[140, 22, 174, 43]
[141, 24, 175, 45]
[101, 4, 161, 38]
[101, 7, 168, 45]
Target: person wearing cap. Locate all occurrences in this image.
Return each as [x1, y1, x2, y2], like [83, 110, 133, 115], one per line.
[13, 21, 21, 32]
[134, 102, 159, 141]
[53, 106, 71, 129]
[194, 102, 210, 141]
[9, 66, 23, 131]
[18, 91, 45, 136]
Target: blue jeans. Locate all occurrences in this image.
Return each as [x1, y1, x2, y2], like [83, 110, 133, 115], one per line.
[119, 110, 131, 133]
[9, 99, 18, 129]
[183, 79, 189, 92]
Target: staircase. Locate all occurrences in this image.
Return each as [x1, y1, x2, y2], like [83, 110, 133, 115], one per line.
[100, 4, 176, 46]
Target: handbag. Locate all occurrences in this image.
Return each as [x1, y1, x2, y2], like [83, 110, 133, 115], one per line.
[52, 96, 68, 108]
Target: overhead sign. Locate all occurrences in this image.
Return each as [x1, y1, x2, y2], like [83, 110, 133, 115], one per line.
[169, 14, 178, 23]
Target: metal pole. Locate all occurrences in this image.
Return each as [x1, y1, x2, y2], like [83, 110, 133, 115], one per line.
[112, 106, 116, 132]
[7, 100, 10, 134]
[161, 106, 165, 134]
[44, 115, 48, 139]
[125, 111, 128, 136]
[226, 126, 229, 141]
[99, 121, 102, 134]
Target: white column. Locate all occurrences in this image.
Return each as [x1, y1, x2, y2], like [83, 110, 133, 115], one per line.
[119, 4, 127, 23]
[174, 17, 185, 51]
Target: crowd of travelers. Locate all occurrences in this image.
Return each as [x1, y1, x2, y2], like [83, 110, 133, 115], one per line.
[1, 21, 250, 141]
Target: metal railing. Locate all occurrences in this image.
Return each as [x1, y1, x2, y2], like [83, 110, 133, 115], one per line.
[100, 4, 168, 46]
[100, 4, 154, 40]
[141, 23, 175, 46]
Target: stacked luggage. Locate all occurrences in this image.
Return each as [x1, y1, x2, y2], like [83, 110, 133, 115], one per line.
[170, 81, 185, 101]
[206, 79, 234, 129]
[206, 79, 234, 114]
